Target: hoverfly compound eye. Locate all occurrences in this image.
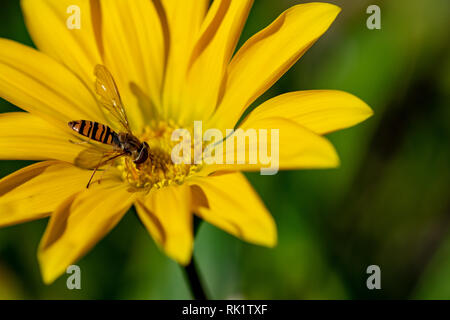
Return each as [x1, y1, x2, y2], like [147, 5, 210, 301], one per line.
[134, 143, 149, 165]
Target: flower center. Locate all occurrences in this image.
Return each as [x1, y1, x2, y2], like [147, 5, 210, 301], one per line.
[116, 121, 201, 190]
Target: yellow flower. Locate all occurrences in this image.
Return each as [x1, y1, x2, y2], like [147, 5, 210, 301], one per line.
[0, 0, 372, 284]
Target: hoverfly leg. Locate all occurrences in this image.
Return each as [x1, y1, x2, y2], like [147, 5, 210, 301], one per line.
[86, 152, 126, 188]
[86, 164, 101, 188]
[124, 159, 131, 181]
[125, 158, 139, 181]
[69, 139, 88, 145]
[97, 166, 109, 185]
[69, 138, 91, 145]
[97, 173, 103, 185]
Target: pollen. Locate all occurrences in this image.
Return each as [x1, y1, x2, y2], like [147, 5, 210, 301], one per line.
[116, 121, 201, 190]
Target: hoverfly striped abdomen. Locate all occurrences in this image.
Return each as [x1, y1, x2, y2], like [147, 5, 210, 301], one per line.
[68, 120, 118, 146]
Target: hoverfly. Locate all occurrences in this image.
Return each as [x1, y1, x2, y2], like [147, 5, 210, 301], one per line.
[68, 64, 149, 188]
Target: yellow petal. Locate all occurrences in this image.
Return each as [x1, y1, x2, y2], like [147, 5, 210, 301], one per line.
[38, 183, 134, 284]
[188, 172, 276, 247]
[244, 90, 374, 135]
[204, 117, 339, 173]
[100, 0, 165, 132]
[0, 39, 103, 129]
[21, 0, 102, 88]
[179, 0, 254, 124]
[135, 184, 193, 265]
[161, 0, 209, 121]
[210, 3, 341, 130]
[0, 161, 93, 227]
[0, 112, 86, 162]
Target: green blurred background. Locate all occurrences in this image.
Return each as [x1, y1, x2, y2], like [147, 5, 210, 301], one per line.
[0, 0, 449, 299]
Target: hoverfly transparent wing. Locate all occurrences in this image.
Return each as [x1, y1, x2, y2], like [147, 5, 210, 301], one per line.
[94, 64, 131, 134]
[74, 145, 113, 170]
[73, 145, 126, 188]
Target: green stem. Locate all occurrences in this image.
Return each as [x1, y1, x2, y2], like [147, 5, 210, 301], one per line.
[183, 217, 208, 300]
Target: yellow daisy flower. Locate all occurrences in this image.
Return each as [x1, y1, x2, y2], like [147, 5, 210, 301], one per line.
[0, 0, 373, 285]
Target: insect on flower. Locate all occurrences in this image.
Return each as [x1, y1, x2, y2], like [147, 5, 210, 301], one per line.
[0, 1, 373, 285]
[68, 65, 149, 188]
